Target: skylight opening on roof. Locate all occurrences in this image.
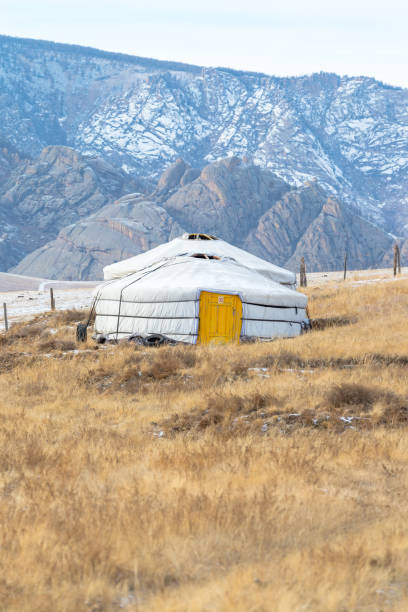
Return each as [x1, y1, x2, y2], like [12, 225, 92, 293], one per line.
[184, 233, 218, 240]
[191, 253, 221, 260]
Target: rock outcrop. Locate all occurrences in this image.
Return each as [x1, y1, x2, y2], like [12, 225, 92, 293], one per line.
[244, 181, 326, 265]
[285, 197, 393, 272]
[13, 194, 184, 280]
[12, 157, 398, 279]
[164, 157, 289, 244]
[154, 159, 199, 198]
[0, 146, 140, 270]
[245, 180, 394, 271]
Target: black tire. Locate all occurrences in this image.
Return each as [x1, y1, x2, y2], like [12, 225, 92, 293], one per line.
[145, 334, 165, 346]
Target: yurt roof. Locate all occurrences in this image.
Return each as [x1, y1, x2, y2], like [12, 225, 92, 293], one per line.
[103, 233, 296, 286]
[98, 255, 307, 308]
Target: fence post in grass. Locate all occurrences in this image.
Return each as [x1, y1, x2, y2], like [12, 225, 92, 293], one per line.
[3, 302, 8, 332]
[343, 253, 347, 281]
[393, 243, 401, 277]
[300, 257, 307, 288]
[50, 287, 55, 311]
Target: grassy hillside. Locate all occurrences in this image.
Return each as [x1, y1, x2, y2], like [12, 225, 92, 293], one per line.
[1, 279, 408, 610]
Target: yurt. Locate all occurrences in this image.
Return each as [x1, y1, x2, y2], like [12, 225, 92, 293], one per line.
[92, 234, 309, 345]
[103, 233, 296, 286]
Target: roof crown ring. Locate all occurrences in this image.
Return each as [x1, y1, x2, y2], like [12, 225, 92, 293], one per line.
[182, 233, 218, 241]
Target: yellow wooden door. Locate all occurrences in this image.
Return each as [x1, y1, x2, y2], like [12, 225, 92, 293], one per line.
[197, 291, 242, 344]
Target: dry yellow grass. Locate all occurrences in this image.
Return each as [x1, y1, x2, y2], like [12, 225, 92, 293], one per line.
[1, 279, 408, 610]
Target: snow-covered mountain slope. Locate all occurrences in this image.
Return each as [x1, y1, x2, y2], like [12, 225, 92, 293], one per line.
[1, 35, 408, 235]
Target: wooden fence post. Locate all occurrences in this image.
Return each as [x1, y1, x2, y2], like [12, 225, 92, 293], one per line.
[393, 244, 401, 277]
[50, 288, 55, 311]
[3, 303, 8, 332]
[343, 253, 347, 281]
[300, 257, 307, 288]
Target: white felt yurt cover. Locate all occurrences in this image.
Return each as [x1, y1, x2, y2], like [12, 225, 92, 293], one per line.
[103, 234, 296, 286]
[94, 253, 308, 344]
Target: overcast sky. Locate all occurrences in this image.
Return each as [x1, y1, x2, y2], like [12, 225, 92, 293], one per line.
[2, 0, 408, 87]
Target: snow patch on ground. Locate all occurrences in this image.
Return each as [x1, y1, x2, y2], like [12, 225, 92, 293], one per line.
[0, 287, 96, 331]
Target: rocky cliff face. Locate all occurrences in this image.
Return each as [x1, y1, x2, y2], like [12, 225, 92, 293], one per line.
[163, 157, 289, 244]
[13, 194, 184, 280]
[13, 158, 397, 280]
[0, 146, 139, 270]
[285, 197, 393, 272]
[244, 180, 394, 271]
[1, 35, 408, 237]
[244, 181, 326, 265]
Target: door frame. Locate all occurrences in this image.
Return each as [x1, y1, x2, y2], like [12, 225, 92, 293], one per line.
[195, 288, 244, 344]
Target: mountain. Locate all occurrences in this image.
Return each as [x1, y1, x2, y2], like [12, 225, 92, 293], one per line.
[0, 145, 138, 270]
[13, 158, 396, 280]
[244, 181, 393, 271]
[1, 35, 407, 278]
[162, 157, 288, 244]
[1, 35, 408, 237]
[13, 193, 185, 280]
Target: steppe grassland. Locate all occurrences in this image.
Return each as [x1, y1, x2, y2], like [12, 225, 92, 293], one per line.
[1, 279, 408, 610]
